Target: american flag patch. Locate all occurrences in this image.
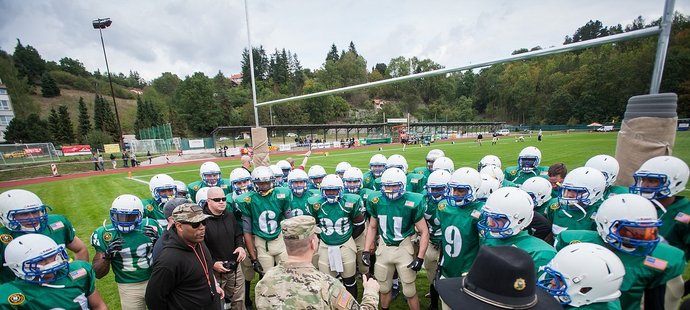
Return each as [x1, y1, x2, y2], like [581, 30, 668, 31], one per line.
[276, 193, 286, 199]
[50, 221, 65, 230]
[411, 179, 418, 184]
[471, 210, 481, 219]
[70, 268, 87, 280]
[345, 202, 354, 208]
[675, 212, 690, 224]
[336, 291, 352, 307]
[404, 200, 415, 207]
[363, 194, 368, 199]
[643, 256, 668, 271]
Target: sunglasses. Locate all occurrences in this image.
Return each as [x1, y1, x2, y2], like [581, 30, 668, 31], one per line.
[209, 197, 227, 202]
[181, 220, 207, 228]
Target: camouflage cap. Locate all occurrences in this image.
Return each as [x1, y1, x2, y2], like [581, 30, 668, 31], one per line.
[281, 215, 321, 239]
[172, 203, 212, 223]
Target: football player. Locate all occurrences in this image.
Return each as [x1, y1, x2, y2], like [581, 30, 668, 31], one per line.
[550, 167, 607, 235]
[342, 167, 376, 275]
[363, 154, 387, 190]
[412, 149, 445, 180]
[477, 154, 502, 172]
[91, 194, 162, 310]
[555, 194, 685, 310]
[362, 167, 428, 310]
[431, 156, 454, 173]
[307, 165, 327, 196]
[585, 155, 628, 198]
[141, 174, 177, 229]
[307, 174, 365, 298]
[187, 162, 231, 202]
[0, 234, 107, 309]
[503, 146, 549, 185]
[236, 166, 293, 277]
[421, 169, 451, 310]
[335, 162, 352, 179]
[269, 165, 286, 187]
[386, 154, 426, 194]
[275, 160, 292, 179]
[478, 187, 556, 273]
[174, 180, 188, 199]
[287, 169, 314, 217]
[0, 189, 89, 283]
[228, 167, 257, 310]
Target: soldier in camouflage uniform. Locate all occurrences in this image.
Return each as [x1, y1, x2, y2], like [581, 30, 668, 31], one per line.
[255, 215, 379, 309]
[91, 194, 161, 310]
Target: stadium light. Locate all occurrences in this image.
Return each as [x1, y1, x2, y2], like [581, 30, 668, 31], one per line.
[93, 17, 124, 150]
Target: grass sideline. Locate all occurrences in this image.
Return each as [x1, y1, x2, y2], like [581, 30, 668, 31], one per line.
[0, 131, 689, 309]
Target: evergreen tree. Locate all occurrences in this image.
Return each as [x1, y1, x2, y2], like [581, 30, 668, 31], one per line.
[57, 105, 74, 144]
[77, 97, 91, 143]
[348, 41, 358, 56]
[100, 96, 119, 140]
[48, 108, 60, 141]
[41, 72, 60, 97]
[326, 44, 340, 62]
[3, 114, 52, 143]
[13, 39, 46, 85]
[93, 95, 105, 132]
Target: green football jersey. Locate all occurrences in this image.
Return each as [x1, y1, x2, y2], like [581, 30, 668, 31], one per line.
[481, 231, 556, 274]
[423, 197, 444, 246]
[362, 171, 378, 190]
[413, 167, 432, 188]
[550, 201, 602, 235]
[187, 179, 232, 203]
[141, 197, 170, 230]
[0, 214, 76, 283]
[0, 260, 96, 309]
[501, 179, 519, 188]
[658, 196, 690, 259]
[307, 188, 321, 197]
[236, 187, 292, 240]
[555, 230, 686, 310]
[535, 197, 559, 217]
[289, 191, 316, 217]
[355, 188, 376, 219]
[438, 200, 484, 278]
[503, 166, 549, 185]
[603, 185, 629, 199]
[366, 191, 425, 246]
[406, 172, 426, 194]
[308, 194, 362, 246]
[90, 218, 161, 284]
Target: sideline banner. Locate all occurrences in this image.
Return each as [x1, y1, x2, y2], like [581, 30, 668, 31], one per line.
[189, 139, 205, 148]
[104, 144, 121, 154]
[62, 145, 92, 156]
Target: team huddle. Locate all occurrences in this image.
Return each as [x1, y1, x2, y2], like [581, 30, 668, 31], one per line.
[0, 145, 688, 309]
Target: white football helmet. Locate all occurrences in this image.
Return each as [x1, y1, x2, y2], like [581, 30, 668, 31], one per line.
[5, 234, 69, 284]
[276, 160, 292, 178]
[229, 168, 253, 195]
[426, 170, 451, 202]
[595, 194, 662, 257]
[199, 161, 221, 187]
[521, 177, 553, 207]
[585, 155, 620, 188]
[110, 194, 144, 233]
[269, 165, 284, 187]
[0, 189, 48, 233]
[518, 146, 542, 172]
[342, 167, 364, 194]
[321, 174, 344, 203]
[426, 149, 445, 169]
[478, 187, 534, 238]
[432, 156, 454, 173]
[252, 166, 275, 196]
[195, 187, 211, 206]
[476, 174, 501, 202]
[369, 154, 388, 177]
[149, 174, 177, 204]
[380, 168, 407, 200]
[479, 165, 505, 184]
[308, 165, 327, 189]
[538, 243, 625, 307]
[447, 168, 482, 207]
[174, 181, 188, 198]
[287, 169, 309, 196]
[630, 156, 689, 200]
[478, 155, 502, 171]
[558, 167, 606, 213]
[335, 162, 352, 178]
[386, 154, 409, 173]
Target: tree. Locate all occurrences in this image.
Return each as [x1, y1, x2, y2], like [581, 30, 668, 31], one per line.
[13, 39, 46, 85]
[152, 72, 181, 96]
[77, 97, 91, 143]
[58, 57, 89, 77]
[3, 114, 52, 143]
[174, 72, 222, 135]
[0, 49, 39, 118]
[57, 105, 74, 144]
[240, 46, 270, 86]
[326, 44, 340, 62]
[348, 41, 358, 56]
[41, 72, 60, 97]
[48, 108, 60, 141]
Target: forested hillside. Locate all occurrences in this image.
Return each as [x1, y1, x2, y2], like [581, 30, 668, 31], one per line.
[0, 13, 688, 145]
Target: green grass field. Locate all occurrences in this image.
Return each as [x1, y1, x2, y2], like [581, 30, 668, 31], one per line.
[1, 131, 689, 309]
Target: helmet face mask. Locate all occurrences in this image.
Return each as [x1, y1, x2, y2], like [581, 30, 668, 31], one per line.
[629, 156, 689, 200]
[558, 186, 592, 210]
[447, 168, 481, 207]
[476, 187, 533, 239]
[630, 173, 670, 199]
[320, 175, 344, 204]
[230, 168, 253, 195]
[110, 194, 144, 233]
[380, 168, 406, 200]
[518, 156, 539, 172]
[200, 162, 221, 187]
[477, 211, 514, 238]
[7, 206, 48, 233]
[604, 220, 661, 256]
[342, 167, 364, 194]
[252, 167, 275, 196]
[21, 247, 70, 284]
[448, 185, 474, 207]
[150, 174, 177, 204]
[288, 169, 309, 196]
[369, 154, 387, 178]
[154, 186, 177, 204]
[426, 185, 448, 202]
[537, 267, 570, 305]
[5, 234, 70, 284]
[596, 194, 662, 257]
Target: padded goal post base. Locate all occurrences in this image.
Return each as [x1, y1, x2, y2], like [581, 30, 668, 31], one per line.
[251, 127, 271, 167]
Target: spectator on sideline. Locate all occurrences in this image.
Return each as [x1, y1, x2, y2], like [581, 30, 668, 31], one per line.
[110, 153, 117, 169]
[147, 151, 152, 164]
[98, 154, 105, 171]
[131, 153, 138, 167]
[145, 203, 222, 309]
[123, 151, 129, 168]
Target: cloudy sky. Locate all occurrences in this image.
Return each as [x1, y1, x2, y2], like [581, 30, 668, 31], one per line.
[1, 0, 687, 81]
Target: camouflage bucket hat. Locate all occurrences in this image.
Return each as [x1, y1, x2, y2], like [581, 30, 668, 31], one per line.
[281, 215, 321, 239]
[172, 203, 212, 223]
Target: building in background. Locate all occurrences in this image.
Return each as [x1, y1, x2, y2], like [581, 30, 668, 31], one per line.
[0, 79, 16, 143]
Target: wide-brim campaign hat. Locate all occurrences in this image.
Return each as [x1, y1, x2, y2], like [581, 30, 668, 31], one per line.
[436, 246, 561, 310]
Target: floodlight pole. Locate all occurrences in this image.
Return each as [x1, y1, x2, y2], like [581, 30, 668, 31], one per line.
[244, 0, 260, 127]
[93, 18, 124, 150]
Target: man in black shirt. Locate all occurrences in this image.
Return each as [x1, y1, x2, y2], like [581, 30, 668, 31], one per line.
[204, 187, 247, 309]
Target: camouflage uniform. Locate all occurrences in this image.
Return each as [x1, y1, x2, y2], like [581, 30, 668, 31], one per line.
[255, 216, 378, 310]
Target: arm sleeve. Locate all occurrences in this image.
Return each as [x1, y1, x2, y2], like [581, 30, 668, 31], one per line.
[242, 216, 253, 234]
